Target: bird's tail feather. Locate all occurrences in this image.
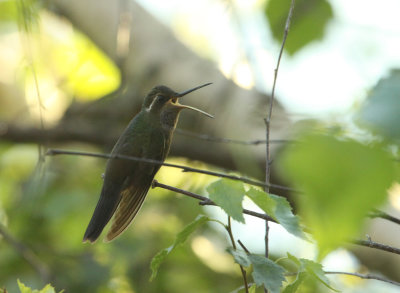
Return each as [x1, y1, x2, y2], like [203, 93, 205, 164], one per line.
[83, 186, 122, 243]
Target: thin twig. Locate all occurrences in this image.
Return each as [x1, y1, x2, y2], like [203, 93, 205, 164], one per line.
[238, 240, 250, 254]
[352, 238, 400, 255]
[46, 148, 297, 192]
[226, 217, 249, 293]
[369, 209, 400, 226]
[324, 271, 400, 287]
[152, 180, 276, 223]
[264, 2, 296, 292]
[175, 129, 291, 145]
[0, 224, 51, 283]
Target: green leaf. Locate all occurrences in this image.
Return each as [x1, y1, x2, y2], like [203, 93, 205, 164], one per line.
[265, 0, 333, 55]
[17, 280, 59, 293]
[249, 284, 257, 293]
[150, 215, 210, 281]
[287, 253, 338, 292]
[279, 133, 395, 257]
[150, 248, 170, 281]
[300, 259, 337, 291]
[358, 69, 400, 140]
[287, 252, 301, 267]
[246, 188, 277, 218]
[206, 179, 245, 223]
[248, 254, 286, 293]
[247, 188, 306, 239]
[39, 284, 60, 293]
[226, 248, 251, 267]
[282, 272, 307, 293]
[18, 280, 34, 293]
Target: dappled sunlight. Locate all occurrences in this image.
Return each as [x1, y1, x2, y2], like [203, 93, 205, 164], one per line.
[191, 235, 237, 274]
[0, 9, 121, 126]
[389, 183, 400, 211]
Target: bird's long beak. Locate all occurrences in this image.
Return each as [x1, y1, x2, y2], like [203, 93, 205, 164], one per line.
[175, 83, 214, 118]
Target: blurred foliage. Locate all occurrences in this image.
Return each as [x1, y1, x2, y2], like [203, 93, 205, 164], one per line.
[0, 0, 19, 29]
[1, 0, 400, 292]
[0, 0, 120, 126]
[278, 131, 396, 258]
[150, 215, 214, 281]
[0, 145, 245, 292]
[357, 69, 400, 141]
[265, 0, 333, 55]
[17, 279, 62, 293]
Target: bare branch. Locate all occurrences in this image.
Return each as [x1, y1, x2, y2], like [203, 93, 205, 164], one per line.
[46, 148, 296, 192]
[264, 2, 296, 290]
[151, 180, 276, 223]
[324, 271, 400, 287]
[175, 129, 291, 146]
[369, 209, 400, 226]
[238, 239, 250, 254]
[226, 217, 249, 293]
[351, 238, 400, 255]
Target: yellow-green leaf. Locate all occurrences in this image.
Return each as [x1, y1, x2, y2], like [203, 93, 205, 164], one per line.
[247, 188, 306, 239]
[280, 134, 395, 257]
[206, 179, 245, 223]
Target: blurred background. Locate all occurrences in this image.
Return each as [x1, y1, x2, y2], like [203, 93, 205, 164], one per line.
[0, 0, 400, 292]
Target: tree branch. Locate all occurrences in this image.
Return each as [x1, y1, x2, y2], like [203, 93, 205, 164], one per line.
[152, 180, 276, 223]
[226, 217, 249, 293]
[264, 2, 296, 292]
[46, 148, 296, 192]
[351, 238, 400, 255]
[175, 129, 291, 146]
[369, 209, 400, 226]
[324, 271, 400, 287]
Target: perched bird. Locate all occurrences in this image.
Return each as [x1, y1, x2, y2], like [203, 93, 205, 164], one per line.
[83, 83, 213, 243]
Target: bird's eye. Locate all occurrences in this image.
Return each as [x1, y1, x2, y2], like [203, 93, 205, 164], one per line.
[171, 98, 177, 103]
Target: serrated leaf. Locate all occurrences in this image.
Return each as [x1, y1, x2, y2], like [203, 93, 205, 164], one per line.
[17, 280, 59, 293]
[18, 280, 33, 293]
[279, 134, 395, 257]
[300, 259, 338, 291]
[247, 188, 306, 240]
[227, 248, 251, 267]
[265, 0, 333, 55]
[248, 254, 286, 293]
[206, 179, 245, 223]
[150, 215, 210, 281]
[287, 252, 301, 267]
[246, 188, 277, 218]
[282, 272, 307, 293]
[286, 253, 338, 292]
[358, 69, 400, 140]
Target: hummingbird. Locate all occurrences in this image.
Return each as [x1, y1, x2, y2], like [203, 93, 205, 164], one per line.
[83, 83, 213, 243]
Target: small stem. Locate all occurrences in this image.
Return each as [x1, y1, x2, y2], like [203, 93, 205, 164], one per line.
[352, 238, 400, 255]
[238, 240, 250, 254]
[324, 271, 400, 287]
[369, 209, 400, 226]
[226, 216, 249, 293]
[263, 1, 296, 292]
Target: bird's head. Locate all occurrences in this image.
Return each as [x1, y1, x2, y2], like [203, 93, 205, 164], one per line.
[142, 83, 213, 129]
